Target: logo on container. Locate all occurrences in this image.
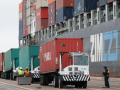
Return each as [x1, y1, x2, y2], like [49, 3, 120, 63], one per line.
[90, 30, 118, 62]
[78, 2, 81, 11]
[44, 52, 51, 61]
[37, 12, 40, 17]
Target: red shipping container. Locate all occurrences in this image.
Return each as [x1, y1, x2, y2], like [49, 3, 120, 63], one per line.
[48, 1, 56, 16]
[36, 19, 48, 31]
[40, 38, 83, 74]
[22, 0, 26, 8]
[0, 53, 4, 71]
[107, 0, 120, 3]
[36, 7, 48, 20]
[56, 0, 74, 10]
[48, 13, 56, 26]
[22, 27, 26, 37]
[26, 26, 28, 35]
[22, 18, 26, 28]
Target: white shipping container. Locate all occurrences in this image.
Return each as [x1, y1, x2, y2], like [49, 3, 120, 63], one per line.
[26, 0, 36, 9]
[36, 0, 48, 10]
[26, 7, 34, 17]
[26, 16, 32, 26]
[19, 11, 22, 21]
[28, 25, 31, 34]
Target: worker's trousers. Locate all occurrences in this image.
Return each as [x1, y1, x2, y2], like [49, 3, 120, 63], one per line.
[104, 76, 110, 88]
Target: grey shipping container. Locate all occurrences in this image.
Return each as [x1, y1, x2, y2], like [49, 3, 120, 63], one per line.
[19, 20, 22, 30]
[19, 30, 22, 38]
[99, 0, 106, 6]
[26, 0, 36, 9]
[56, 7, 74, 23]
[74, 0, 97, 16]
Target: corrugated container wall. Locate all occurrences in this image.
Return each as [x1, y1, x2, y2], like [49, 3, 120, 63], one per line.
[0, 53, 5, 71]
[36, 19, 48, 31]
[26, 7, 34, 17]
[48, 13, 56, 26]
[26, 26, 31, 35]
[40, 38, 83, 74]
[19, 20, 22, 30]
[56, 7, 74, 23]
[36, 7, 48, 20]
[19, 11, 22, 21]
[26, 0, 36, 9]
[19, 30, 22, 38]
[19, 2, 23, 12]
[36, 0, 48, 10]
[22, 0, 26, 37]
[74, 0, 97, 16]
[26, 16, 32, 26]
[56, 0, 74, 10]
[5, 49, 19, 72]
[19, 46, 39, 70]
[107, 0, 120, 3]
[48, 1, 56, 15]
[99, 0, 106, 6]
[48, 0, 56, 4]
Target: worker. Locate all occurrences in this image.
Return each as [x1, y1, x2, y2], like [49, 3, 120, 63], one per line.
[102, 66, 110, 88]
[18, 67, 24, 77]
[24, 67, 30, 77]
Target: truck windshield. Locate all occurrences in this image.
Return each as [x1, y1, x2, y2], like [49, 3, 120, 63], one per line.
[74, 55, 88, 65]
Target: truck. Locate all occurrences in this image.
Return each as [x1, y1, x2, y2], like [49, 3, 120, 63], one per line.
[19, 45, 40, 83]
[39, 38, 90, 88]
[0, 53, 5, 78]
[1, 49, 19, 80]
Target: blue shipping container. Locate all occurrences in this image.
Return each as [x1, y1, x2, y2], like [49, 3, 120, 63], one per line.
[99, 0, 106, 6]
[74, 0, 97, 16]
[19, 20, 22, 30]
[19, 30, 22, 38]
[56, 7, 74, 23]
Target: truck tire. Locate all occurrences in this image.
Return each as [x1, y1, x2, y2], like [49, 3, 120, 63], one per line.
[5, 73, 7, 79]
[40, 75, 43, 85]
[75, 85, 79, 88]
[54, 75, 58, 88]
[43, 75, 46, 85]
[58, 77, 63, 89]
[10, 72, 13, 80]
[83, 81, 87, 88]
[13, 76, 16, 81]
[0, 72, 1, 78]
[31, 78, 34, 83]
[45, 75, 49, 86]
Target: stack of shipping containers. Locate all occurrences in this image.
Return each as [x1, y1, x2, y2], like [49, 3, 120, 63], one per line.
[26, 0, 36, 36]
[0, 53, 4, 78]
[56, 0, 74, 23]
[36, 0, 48, 31]
[22, 0, 26, 37]
[48, 0, 56, 26]
[19, 2, 23, 39]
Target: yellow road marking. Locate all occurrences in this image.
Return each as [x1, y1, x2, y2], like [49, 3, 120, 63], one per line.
[0, 82, 33, 90]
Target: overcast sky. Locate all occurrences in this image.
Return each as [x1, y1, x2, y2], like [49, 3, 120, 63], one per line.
[0, 0, 22, 53]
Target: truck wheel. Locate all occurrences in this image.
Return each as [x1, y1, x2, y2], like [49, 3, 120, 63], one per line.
[13, 76, 16, 81]
[45, 75, 49, 86]
[54, 75, 58, 88]
[5, 73, 7, 79]
[43, 75, 46, 85]
[58, 77, 63, 89]
[83, 81, 87, 88]
[31, 78, 34, 83]
[40, 75, 43, 85]
[75, 85, 79, 88]
[10, 73, 13, 80]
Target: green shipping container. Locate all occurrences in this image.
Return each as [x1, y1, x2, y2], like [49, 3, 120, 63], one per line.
[5, 48, 19, 71]
[19, 45, 39, 71]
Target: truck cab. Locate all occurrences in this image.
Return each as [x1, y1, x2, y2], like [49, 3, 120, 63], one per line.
[58, 52, 90, 88]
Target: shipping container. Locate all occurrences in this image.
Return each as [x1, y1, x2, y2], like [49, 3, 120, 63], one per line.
[19, 2, 23, 12]
[26, 16, 32, 26]
[36, 7, 48, 20]
[5, 49, 19, 72]
[36, 19, 48, 31]
[36, 0, 48, 10]
[56, 0, 74, 10]
[19, 20, 22, 30]
[22, 7, 26, 18]
[22, 27, 26, 37]
[107, 0, 120, 3]
[19, 30, 22, 38]
[48, 13, 56, 26]
[19, 46, 39, 70]
[26, 0, 36, 9]
[74, 0, 97, 16]
[40, 38, 83, 73]
[19, 11, 22, 21]
[56, 7, 74, 23]
[48, 0, 56, 4]
[26, 25, 31, 35]
[26, 7, 34, 17]
[99, 0, 106, 6]
[0, 53, 4, 71]
[23, 18, 26, 29]
[48, 1, 56, 16]
[23, 0, 26, 8]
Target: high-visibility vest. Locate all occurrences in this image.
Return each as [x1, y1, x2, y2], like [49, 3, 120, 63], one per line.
[104, 68, 110, 74]
[24, 70, 30, 77]
[19, 70, 24, 75]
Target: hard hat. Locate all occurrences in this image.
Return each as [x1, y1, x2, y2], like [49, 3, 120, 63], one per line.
[104, 66, 107, 68]
[20, 67, 23, 69]
[26, 67, 28, 69]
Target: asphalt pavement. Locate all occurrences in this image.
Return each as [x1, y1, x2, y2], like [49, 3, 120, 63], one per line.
[0, 78, 120, 90]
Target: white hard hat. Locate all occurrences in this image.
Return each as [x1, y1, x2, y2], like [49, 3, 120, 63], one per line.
[20, 67, 23, 69]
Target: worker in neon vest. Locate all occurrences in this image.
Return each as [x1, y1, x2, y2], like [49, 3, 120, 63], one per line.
[24, 67, 30, 77]
[18, 67, 24, 77]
